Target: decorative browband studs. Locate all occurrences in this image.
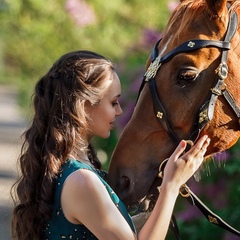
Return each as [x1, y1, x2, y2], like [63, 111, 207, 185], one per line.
[208, 215, 218, 225]
[188, 41, 195, 48]
[199, 109, 208, 123]
[144, 56, 161, 82]
[156, 111, 163, 119]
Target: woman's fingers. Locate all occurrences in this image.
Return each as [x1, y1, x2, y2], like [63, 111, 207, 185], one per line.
[171, 139, 187, 161]
[181, 135, 210, 173]
[163, 135, 211, 190]
[186, 135, 210, 157]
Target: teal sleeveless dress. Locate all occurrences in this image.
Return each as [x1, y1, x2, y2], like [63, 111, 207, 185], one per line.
[42, 159, 136, 239]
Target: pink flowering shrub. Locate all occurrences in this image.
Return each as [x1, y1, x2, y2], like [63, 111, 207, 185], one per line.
[65, 0, 96, 27]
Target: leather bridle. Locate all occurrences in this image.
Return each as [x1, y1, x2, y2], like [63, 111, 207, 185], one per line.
[136, 9, 240, 239]
[138, 10, 240, 146]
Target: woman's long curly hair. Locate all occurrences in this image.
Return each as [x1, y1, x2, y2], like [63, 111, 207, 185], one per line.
[11, 50, 116, 240]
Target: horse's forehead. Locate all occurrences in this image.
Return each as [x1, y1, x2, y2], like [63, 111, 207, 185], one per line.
[158, 35, 173, 57]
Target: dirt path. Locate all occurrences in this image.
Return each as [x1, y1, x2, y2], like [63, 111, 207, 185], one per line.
[0, 85, 27, 240]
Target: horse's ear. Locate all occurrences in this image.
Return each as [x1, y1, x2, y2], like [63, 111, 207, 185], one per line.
[205, 0, 228, 17]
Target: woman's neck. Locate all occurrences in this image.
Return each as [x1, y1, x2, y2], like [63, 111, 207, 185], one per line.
[68, 149, 94, 167]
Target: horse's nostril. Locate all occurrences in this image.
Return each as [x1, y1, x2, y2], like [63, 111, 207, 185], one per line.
[120, 175, 130, 189]
[116, 175, 132, 202]
[115, 175, 131, 196]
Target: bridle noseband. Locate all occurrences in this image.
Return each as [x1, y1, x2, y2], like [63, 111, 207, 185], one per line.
[138, 10, 240, 146]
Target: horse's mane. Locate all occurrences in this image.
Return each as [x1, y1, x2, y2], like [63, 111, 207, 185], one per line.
[163, 0, 240, 40]
[163, 0, 205, 39]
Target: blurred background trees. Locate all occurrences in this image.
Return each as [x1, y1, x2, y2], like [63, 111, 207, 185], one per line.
[0, 0, 170, 109]
[0, 0, 173, 163]
[0, 0, 239, 239]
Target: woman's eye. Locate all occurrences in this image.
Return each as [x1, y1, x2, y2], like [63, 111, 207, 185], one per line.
[112, 101, 119, 106]
[177, 69, 198, 86]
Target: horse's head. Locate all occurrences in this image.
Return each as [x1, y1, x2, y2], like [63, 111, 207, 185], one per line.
[108, 0, 240, 212]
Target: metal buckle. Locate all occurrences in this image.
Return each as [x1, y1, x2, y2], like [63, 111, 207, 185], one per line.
[218, 63, 228, 79]
[179, 184, 191, 198]
[158, 158, 169, 178]
[211, 87, 222, 96]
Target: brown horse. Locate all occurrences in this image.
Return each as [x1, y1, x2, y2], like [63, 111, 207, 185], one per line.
[108, 0, 240, 214]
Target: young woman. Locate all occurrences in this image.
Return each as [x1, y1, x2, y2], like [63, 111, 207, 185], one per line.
[11, 50, 210, 240]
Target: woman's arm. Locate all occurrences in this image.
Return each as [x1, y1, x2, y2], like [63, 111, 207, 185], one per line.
[61, 135, 210, 240]
[61, 168, 136, 240]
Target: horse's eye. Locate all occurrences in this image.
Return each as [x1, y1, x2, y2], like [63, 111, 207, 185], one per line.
[177, 69, 198, 86]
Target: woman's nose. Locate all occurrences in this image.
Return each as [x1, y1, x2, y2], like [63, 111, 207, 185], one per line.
[117, 105, 123, 116]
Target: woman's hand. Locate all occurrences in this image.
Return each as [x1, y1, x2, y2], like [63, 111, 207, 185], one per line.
[162, 135, 210, 192]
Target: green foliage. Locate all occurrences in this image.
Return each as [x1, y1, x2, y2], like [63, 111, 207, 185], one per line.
[0, 0, 171, 156]
[0, 0, 170, 108]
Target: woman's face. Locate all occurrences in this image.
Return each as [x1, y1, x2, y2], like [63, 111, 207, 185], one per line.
[86, 72, 123, 140]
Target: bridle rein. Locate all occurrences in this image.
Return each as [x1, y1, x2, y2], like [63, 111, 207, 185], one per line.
[137, 9, 240, 239]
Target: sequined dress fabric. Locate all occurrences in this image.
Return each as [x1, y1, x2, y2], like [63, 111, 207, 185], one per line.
[43, 159, 135, 239]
